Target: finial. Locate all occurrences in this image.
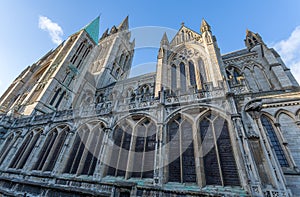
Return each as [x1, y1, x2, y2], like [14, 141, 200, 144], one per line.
[181, 22, 185, 27]
[201, 18, 211, 33]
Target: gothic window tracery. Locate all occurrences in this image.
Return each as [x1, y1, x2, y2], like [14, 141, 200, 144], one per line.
[0, 133, 19, 165]
[9, 129, 42, 169]
[76, 45, 92, 69]
[107, 123, 132, 177]
[49, 87, 61, 106]
[107, 117, 157, 179]
[54, 90, 66, 109]
[167, 115, 196, 183]
[33, 125, 69, 171]
[70, 40, 87, 64]
[198, 58, 206, 89]
[261, 115, 289, 167]
[64, 122, 105, 175]
[180, 62, 187, 93]
[131, 119, 156, 178]
[171, 64, 177, 94]
[189, 61, 196, 88]
[199, 112, 240, 186]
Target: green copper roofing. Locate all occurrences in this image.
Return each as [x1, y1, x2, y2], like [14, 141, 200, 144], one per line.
[83, 16, 100, 43]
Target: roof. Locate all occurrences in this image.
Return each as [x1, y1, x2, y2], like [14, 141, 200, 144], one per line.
[83, 16, 100, 44]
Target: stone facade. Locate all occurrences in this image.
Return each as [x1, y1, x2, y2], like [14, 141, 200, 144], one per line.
[0, 17, 299, 196]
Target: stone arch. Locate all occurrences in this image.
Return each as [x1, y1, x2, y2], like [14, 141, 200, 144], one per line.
[277, 111, 300, 166]
[253, 65, 271, 90]
[296, 108, 300, 121]
[115, 113, 159, 129]
[197, 110, 240, 186]
[0, 131, 21, 166]
[106, 115, 157, 179]
[275, 109, 296, 123]
[260, 114, 291, 167]
[9, 128, 42, 169]
[167, 43, 211, 91]
[260, 111, 277, 123]
[33, 124, 70, 171]
[166, 113, 196, 183]
[64, 120, 106, 176]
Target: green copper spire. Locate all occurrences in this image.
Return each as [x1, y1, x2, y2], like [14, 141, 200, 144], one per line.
[83, 16, 100, 43]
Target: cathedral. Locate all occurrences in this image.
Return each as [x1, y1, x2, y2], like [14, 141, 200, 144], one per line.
[0, 16, 299, 196]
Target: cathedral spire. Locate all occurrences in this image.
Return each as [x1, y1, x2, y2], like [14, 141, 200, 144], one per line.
[118, 16, 129, 31]
[83, 16, 100, 43]
[201, 18, 211, 33]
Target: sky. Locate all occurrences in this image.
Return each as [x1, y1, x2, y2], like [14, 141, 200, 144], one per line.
[0, 1, 300, 95]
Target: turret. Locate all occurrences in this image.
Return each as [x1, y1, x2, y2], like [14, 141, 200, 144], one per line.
[245, 29, 264, 50]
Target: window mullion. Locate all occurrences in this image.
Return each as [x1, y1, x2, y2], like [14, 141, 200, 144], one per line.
[212, 120, 224, 186]
[179, 124, 183, 183]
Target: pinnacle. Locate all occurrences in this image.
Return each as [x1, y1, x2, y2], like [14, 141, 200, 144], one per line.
[118, 15, 129, 30]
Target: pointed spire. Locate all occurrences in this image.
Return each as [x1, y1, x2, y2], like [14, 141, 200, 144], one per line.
[201, 18, 211, 33]
[100, 28, 109, 40]
[118, 16, 129, 31]
[83, 16, 100, 43]
[131, 38, 135, 48]
[160, 32, 169, 46]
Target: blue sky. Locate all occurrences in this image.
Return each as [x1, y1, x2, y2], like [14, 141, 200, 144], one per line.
[1, 1, 300, 95]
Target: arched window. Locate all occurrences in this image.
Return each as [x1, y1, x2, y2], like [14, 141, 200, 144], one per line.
[199, 113, 240, 186]
[131, 119, 156, 178]
[55, 91, 66, 108]
[167, 116, 196, 183]
[226, 67, 243, 86]
[189, 61, 196, 88]
[64, 122, 104, 175]
[76, 46, 91, 69]
[0, 133, 19, 165]
[70, 40, 86, 64]
[9, 130, 41, 169]
[171, 64, 177, 94]
[107, 123, 132, 177]
[180, 62, 186, 93]
[33, 125, 69, 171]
[261, 115, 289, 167]
[49, 88, 61, 106]
[198, 59, 206, 89]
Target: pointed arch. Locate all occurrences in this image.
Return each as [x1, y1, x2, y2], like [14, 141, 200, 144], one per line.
[131, 118, 156, 178]
[167, 114, 196, 183]
[189, 61, 196, 88]
[171, 64, 177, 93]
[253, 65, 270, 91]
[277, 112, 300, 166]
[198, 111, 240, 186]
[106, 121, 133, 177]
[64, 121, 105, 176]
[197, 58, 206, 89]
[49, 87, 61, 105]
[275, 109, 296, 123]
[179, 62, 186, 93]
[260, 114, 289, 167]
[33, 125, 69, 171]
[9, 129, 42, 169]
[0, 132, 20, 165]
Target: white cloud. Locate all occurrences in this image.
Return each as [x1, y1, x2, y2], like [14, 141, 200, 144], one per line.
[273, 26, 300, 84]
[38, 16, 63, 45]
